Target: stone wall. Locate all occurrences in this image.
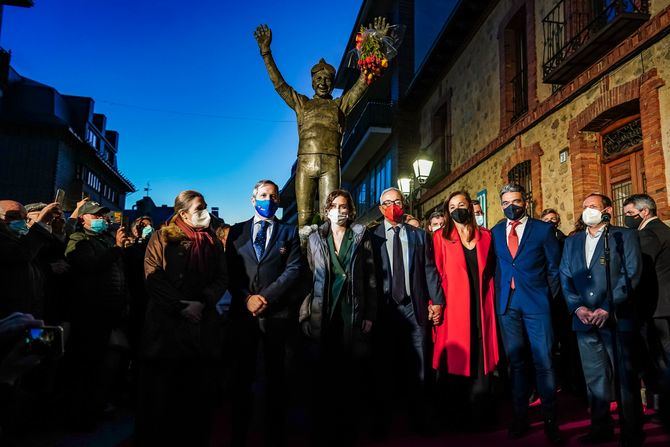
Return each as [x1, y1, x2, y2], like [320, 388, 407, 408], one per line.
[418, 0, 670, 234]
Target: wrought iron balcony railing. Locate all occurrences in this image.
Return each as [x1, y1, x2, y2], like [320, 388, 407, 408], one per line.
[542, 0, 650, 84]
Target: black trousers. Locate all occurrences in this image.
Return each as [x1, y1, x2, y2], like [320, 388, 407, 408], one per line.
[576, 328, 643, 439]
[134, 359, 216, 447]
[374, 299, 433, 433]
[231, 317, 289, 447]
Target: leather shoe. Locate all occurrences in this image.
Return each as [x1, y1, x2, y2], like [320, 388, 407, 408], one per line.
[544, 420, 563, 444]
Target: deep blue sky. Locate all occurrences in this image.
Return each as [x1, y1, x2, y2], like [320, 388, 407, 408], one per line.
[1, 0, 360, 223]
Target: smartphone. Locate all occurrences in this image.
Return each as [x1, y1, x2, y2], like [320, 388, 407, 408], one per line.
[54, 189, 65, 207]
[23, 326, 64, 358]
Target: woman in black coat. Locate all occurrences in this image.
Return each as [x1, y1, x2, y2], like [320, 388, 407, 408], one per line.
[135, 190, 227, 447]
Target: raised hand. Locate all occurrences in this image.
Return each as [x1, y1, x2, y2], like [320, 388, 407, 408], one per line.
[370, 16, 390, 37]
[254, 24, 272, 53]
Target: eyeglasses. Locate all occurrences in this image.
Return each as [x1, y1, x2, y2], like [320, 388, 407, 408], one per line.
[381, 199, 403, 207]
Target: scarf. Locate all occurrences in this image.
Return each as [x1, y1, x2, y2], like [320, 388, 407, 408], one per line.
[174, 216, 216, 274]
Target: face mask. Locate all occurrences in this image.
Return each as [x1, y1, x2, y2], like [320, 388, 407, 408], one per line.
[503, 204, 525, 221]
[255, 199, 278, 219]
[383, 204, 404, 224]
[475, 215, 485, 226]
[327, 209, 348, 226]
[582, 208, 603, 227]
[431, 224, 442, 232]
[450, 208, 471, 224]
[89, 218, 109, 234]
[189, 210, 211, 228]
[8, 219, 29, 236]
[141, 226, 154, 239]
[624, 214, 643, 230]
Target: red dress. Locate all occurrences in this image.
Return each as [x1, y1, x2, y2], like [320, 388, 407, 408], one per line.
[432, 227, 499, 376]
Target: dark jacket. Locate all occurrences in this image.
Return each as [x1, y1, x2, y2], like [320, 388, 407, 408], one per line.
[0, 222, 51, 318]
[300, 223, 377, 341]
[638, 218, 670, 318]
[559, 226, 642, 332]
[65, 229, 127, 322]
[491, 218, 562, 315]
[142, 222, 228, 360]
[226, 218, 303, 321]
[370, 222, 444, 326]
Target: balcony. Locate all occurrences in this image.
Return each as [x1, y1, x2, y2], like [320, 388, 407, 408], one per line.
[542, 0, 650, 84]
[341, 101, 393, 183]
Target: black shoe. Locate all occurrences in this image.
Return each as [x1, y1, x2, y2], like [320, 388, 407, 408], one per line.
[544, 420, 564, 445]
[508, 419, 529, 439]
[578, 429, 614, 444]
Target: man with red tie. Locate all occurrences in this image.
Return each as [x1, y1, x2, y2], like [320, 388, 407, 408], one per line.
[491, 183, 562, 443]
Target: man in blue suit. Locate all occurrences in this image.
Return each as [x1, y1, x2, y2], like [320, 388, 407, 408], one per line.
[371, 187, 444, 435]
[491, 183, 562, 443]
[226, 179, 304, 447]
[560, 193, 643, 446]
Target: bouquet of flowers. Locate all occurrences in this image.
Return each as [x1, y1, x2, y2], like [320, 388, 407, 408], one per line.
[349, 19, 405, 85]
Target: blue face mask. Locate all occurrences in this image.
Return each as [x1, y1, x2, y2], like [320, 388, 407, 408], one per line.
[254, 199, 278, 219]
[141, 226, 154, 239]
[8, 219, 29, 236]
[89, 218, 109, 234]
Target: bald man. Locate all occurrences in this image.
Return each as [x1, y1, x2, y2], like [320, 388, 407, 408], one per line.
[0, 200, 61, 318]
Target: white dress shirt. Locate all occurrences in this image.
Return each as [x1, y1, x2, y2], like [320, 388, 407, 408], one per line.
[384, 220, 411, 297]
[585, 225, 606, 267]
[252, 215, 274, 249]
[639, 216, 658, 230]
[506, 215, 529, 246]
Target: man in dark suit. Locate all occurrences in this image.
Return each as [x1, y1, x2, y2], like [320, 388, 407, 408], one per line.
[491, 183, 562, 443]
[561, 193, 643, 446]
[371, 187, 444, 435]
[226, 179, 303, 447]
[624, 194, 670, 414]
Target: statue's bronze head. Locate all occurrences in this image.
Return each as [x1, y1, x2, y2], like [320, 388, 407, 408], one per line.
[310, 58, 335, 98]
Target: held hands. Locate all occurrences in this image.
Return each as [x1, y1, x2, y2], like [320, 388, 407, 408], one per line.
[362, 320, 373, 334]
[246, 295, 268, 317]
[428, 304, 443, 326]
[254, 24, 272, 54]
[591, 308, 609, 328]
[575, 306, 593, 325]
[180, 300, 204, 323]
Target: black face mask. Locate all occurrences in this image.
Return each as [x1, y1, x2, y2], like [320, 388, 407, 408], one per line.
[624, 214, 643, 229]
[503, 204, 526, 221]
[450, 208, 471, 224]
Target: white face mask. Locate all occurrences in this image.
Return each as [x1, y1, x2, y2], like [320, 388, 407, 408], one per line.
[327, 208, 348, 226]
[475, 215, 485, 226]
[189, 209, 211, 228]
[431, 224, 442, 232]
[582, 208, 603, 227]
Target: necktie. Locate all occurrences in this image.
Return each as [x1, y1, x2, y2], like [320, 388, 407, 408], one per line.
[254, 220, 269, 260]
[508, 220, 521, 289]
[392, 226, 406, 304]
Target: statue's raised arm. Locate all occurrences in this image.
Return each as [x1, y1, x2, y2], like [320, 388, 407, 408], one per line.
[254, 24, 305, 111]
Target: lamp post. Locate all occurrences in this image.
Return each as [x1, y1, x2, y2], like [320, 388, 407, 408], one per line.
[398, 151, 433, 218]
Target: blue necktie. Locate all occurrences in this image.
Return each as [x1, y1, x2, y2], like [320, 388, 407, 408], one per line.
[254, 220, 269, 260]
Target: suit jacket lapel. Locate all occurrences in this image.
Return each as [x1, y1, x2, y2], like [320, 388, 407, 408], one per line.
[493, 223, 513, 262]
[515, 218, 533, 258]
[406, 225, 416, 277]
[375, 223, 392, 284]
[588, 232, 606, 270]
[236, 218, 257, 264]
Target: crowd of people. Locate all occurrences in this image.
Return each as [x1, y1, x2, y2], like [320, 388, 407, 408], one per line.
[0, 180, 669, 447]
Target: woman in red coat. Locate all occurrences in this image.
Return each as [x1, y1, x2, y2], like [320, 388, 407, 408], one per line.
[432, 191, 499, 427]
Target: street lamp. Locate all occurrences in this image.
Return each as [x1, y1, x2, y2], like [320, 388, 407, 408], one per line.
[397, 177, 412, 197]
[412, 153, 433, 184]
